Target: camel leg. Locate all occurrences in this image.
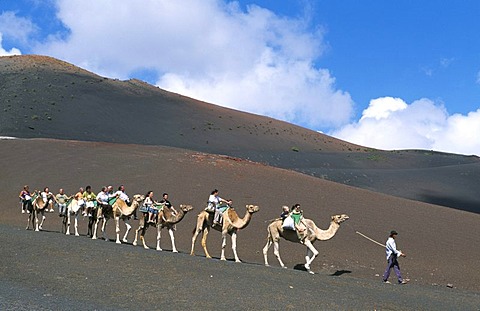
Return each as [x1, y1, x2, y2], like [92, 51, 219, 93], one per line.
[115, 216, 121, 244]
[74, 213, 79, 236]
[26, 213, 33, 230]
[34, 210, 39, 231]
[168, 228, 178, 253]
[38, 210, 46, 230]
[231, 231, 241, 263]
[123, 220, 131, 243]
[92, 218, 100, 239]
[133, 225, 142, 246]
[303, 240, 319, 274]
[156, 226, 163, 251]
[220, 230, 229, 261]
[262, 239, 272, 266]
[66, 211, 71, 235]
[168, 228, 177, 252]
[201, 227, 212, 259]
[102, 218, 109, 241]
[273, 240, 286, 268]
[191, 227, 201, 256]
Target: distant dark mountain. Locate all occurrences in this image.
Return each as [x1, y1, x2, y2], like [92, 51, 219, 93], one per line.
[1, 55, 479, 213]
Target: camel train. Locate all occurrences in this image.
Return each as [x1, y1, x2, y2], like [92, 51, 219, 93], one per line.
[22, 188, 349, 274]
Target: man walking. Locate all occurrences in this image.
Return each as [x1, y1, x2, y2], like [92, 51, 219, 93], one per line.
[383, 230, 408, 284]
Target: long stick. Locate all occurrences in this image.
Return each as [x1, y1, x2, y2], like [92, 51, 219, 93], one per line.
[355, 231, 385, 248]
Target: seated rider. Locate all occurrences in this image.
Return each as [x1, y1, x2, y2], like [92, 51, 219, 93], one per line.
[214, 198, 232, 227]
[19, 185, 34, 214]
[280, 205, 290, 220]
[145, 191, 159, 224]
[41, 187, 57, 212]
[83, 185, 96, 217]
[96, 186, 110, 218]
[290, 203, 307, 235]
[159, 193, 177, 215]
[55, 188, 71, 217]
[207, 189, 230, 226]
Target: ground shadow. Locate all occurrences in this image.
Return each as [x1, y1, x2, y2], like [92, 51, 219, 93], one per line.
[330, 270, 352, 277]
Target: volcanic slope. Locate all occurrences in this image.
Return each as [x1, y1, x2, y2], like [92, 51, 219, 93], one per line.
[1, 55, 480, 213]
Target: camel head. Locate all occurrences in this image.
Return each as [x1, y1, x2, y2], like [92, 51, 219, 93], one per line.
[246, 204, 260, 214]
[179, 204, 194, 212]
[132, 194, 145, 202]
[331, 214, 349, 224]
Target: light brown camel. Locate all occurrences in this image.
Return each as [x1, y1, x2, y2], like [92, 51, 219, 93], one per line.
[190, 204, 260, 262]
[92, 194, 143, 243]
[133, 204, 194, 252]
[263, 214, 349, 274]
[29, 194, 52, 231]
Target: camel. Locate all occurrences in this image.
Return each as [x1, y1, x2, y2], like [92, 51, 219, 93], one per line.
[263, 214, 349, 274]
[65, 198, 83, 236]
[29, 194, 51, 231]
[133, 204, 194, 252]
[92, 194, 143, 243]
[24, 191, 37, 230]
[190, 204, 260, 263]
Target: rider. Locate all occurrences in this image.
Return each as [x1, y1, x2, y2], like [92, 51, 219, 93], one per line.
[145, 191, 158, 224]
[96, 186, 110, 219]
[207, 189, 230, 227]
[83, 185, 97, 217]
[19, 185, 34, 214]
[55, 188, 71, 217]
[41, 187, 57, 212]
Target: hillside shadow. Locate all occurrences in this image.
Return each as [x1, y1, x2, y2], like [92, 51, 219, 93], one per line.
[419, 193, 480, 214]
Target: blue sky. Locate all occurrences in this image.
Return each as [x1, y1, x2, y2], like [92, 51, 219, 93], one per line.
[1, 0, 480, 155]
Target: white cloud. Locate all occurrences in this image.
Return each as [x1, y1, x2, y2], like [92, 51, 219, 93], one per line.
[33, 0, 354, 129]
[0, 11, 37, 45]
[0, 33, 22, 56]
[331, 97, 480, 156]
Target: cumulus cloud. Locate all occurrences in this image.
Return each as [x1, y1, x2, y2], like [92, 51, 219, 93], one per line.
[331, 96, 480, 156]
[0, 11, 37, 45]
[0, 33, 22, 56]
[33, 0, 354, 129]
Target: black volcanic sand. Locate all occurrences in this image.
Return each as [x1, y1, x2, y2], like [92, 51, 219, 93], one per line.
[2, 55, 480, 214]
[1, 138, 480, 307]
[1, 224, 479, 311]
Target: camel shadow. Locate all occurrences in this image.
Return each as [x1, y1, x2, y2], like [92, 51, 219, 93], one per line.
[293, 264, 308, 272]
[330, 270, 352, 277]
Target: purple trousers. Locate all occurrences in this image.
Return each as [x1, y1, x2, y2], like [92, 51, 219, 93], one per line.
[383, 255, 403, 283]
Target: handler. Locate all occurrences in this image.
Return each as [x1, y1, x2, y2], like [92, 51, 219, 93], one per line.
[383, 230, 408, 284]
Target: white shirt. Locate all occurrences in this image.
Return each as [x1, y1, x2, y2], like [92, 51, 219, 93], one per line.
[115, 190, 130, 202]
[385, 237, 402, 259]
[97, 191, 109, 204]
[208, 194, 223, 208]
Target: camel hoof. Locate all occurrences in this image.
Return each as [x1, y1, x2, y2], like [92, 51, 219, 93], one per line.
[308, 270, 315, 275]
[122, 239, 128, 243]
[92, 236, 97, 240]
[190, 252, 195, 256]
[282, 266, 287, 269]
[116, 240, 121, 244]
[220, 257, 226, 261]
[144, 246, 150, 250]
[75, 233, 79, 237]
[133, 242, 137, 246]
[66, 232, 70, 235]
[156, 247, 162, 251]
[172, 250, 178, 253]
[235, 260, 242, 263]
[206, 255, 212, 259]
